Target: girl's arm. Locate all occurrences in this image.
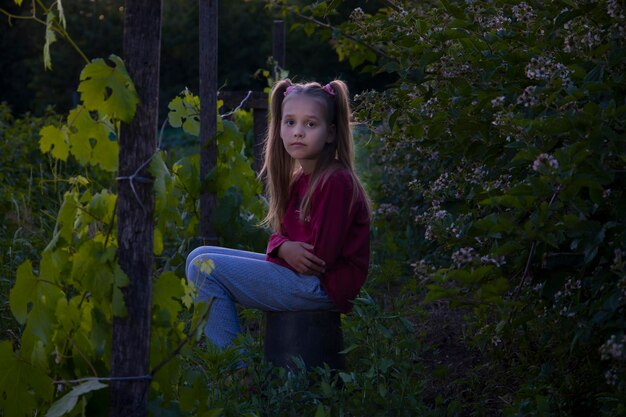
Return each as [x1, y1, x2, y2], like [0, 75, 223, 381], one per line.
[277, 241, 325, 275]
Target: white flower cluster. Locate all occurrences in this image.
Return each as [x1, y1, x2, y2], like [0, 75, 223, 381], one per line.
[516, 85, 539, 107]
[563, 278, 582, 295]
[421, 97, 439, 118]
[489, 174, 512, 192]
[431, 172, 450, 192]
[448, 223, 462, 238]
[468, 165, 487, 185]
[452, 247, 476, 267]
[480, 255, 506, 267]
[376, 203, 400, 217]
[439, 55, 471, 78]
[605, 368, 619, 386]
[491, 96, 506, 107]
[607, 0, 625, 19]
[424, 224, 435, 240]
[600, 334, 626, 361]
[350, 7, 365, 22]
[525, 56, 573, 89]
[512, 2, 535, 24]
[491, 111, 508, 126]
[532, 153, 559, 171]
[477, 9, 511, 33]
[564, 18, 604, 52]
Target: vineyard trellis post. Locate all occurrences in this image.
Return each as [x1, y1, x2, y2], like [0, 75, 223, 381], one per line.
[110, 0, 162, 416]
[199, 0, 219, 244]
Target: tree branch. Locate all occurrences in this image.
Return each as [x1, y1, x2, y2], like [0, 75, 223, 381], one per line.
[289, 8, 394, 62]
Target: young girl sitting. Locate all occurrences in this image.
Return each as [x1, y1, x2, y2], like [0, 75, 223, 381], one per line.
[185, 79, 371, 349]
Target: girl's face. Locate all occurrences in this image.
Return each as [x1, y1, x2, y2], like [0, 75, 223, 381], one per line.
[280, 95, 335, 174]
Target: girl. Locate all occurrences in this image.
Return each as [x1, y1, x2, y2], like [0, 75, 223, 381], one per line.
[185, 79, 370, 348]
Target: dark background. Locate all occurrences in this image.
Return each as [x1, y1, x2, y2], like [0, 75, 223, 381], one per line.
[0, 0, 391, 119]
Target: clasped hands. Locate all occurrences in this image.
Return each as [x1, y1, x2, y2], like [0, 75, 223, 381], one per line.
[277, 241, 326, 276]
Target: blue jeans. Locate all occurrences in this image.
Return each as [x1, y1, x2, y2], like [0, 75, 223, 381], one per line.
[186, 246, 335, 348]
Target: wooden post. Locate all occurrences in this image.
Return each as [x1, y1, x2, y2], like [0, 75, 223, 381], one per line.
[199, 0, 218, 243]
[272, 20, 286, 68]
[110, 1, 162, 416]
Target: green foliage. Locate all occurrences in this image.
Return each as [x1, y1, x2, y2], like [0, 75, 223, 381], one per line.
[0, 39, 270, 413]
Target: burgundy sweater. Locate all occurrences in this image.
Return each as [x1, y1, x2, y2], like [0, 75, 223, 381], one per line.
[266, 169, 370, 313]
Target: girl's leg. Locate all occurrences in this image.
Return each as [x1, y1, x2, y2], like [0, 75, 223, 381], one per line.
[186, 246, 265, 277]
[186, 249, 334, 348]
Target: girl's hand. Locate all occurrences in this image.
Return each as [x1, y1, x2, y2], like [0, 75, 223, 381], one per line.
[278, 241, 326, 276]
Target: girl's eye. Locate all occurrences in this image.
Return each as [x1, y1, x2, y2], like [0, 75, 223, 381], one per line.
[306, 121, 316, 127]
[284, 119, 294, 126]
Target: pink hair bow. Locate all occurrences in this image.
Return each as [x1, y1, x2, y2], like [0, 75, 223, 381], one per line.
[322, 83, 336, 96]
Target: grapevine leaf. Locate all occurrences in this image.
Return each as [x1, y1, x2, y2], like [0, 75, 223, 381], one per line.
[43, 10, 57, 70]
[30, 340, 48, 372]
[45, 380, 107, 417]
[153, 272, 184, 324]
[40, 125, 69, 161]
[46, 191, 78, 251]
[91, 132, 118, 171]
[67, 105, 110, 166]
[0, 341, 53, 417]
[78, 55, 139, 123]
[168, 90, 200, 136]
[40, 250, 61, 284]
[10, 260, 37, 324]
[88, 189, 116, 224]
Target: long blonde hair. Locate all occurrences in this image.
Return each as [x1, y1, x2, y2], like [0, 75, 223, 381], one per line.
[261, 79, 370, 232]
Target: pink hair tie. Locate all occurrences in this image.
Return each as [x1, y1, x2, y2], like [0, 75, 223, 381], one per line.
[321, 83, 336, 96]
[284, 85, 297, 96]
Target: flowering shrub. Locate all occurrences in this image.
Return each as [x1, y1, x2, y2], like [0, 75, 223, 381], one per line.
[272, 0, 626, 414]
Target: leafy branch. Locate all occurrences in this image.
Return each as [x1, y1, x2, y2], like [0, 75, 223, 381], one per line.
[1, 0, 89, 68]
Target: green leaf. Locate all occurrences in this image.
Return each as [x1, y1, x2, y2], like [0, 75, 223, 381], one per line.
[45, 380, 108, 417]
[10, 261, 37, 324]
[46, 191, 78, 251]
[168, 90, 200, 136]
[152, 272, 184, 324]
[40, 125, 69, 161]
[43, 10, 57, 70]
[67, 105, 112, 167]
[91, 131, 118, 171]
[0, 341, 53, 417]
[78, 55, 139, 123]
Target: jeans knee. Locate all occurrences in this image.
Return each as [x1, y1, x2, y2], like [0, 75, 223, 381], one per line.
[186, 246, 218, 278]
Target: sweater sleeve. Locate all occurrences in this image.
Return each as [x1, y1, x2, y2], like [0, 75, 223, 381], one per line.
[266, 232, 290, 258]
